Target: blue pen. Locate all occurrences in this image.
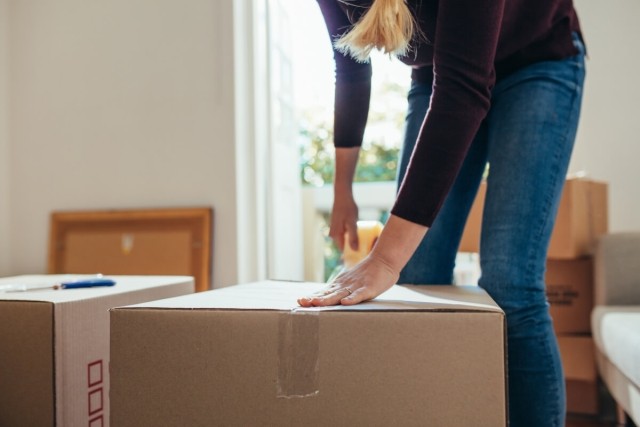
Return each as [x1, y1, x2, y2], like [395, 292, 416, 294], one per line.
[58, 278, 116, 289]
[2, 277, 116, 292]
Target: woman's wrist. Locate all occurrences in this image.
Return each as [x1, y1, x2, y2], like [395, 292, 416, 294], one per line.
[370, 214, 428, 273]
[333, 180, 353, 197]
[334, 147, 359, 196]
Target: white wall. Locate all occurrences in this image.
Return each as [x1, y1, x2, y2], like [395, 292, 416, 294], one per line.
[572, 0, 640, 232]
[0, 0, 10, 276]
[233, 0, 268, 283]
[5, 0, 245, 287]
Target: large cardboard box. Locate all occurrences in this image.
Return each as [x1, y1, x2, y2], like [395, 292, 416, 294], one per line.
[0, 275, 194, 427]
[558, 335, 599, 415]
[459, 179, 608, 258]
[546, 257, 594, 334]
[111, 281, 507, 426]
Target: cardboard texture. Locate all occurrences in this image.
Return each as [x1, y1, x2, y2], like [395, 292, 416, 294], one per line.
[459, 179, 608, 258]
[458, 180, 486, 254]
[558, 335, 597, 382]
[566, 380, 599, 415]
[111, 281, 507, 427]
[558, 335, 599, 415]
[546, 257, 594, 334]
[0, 275, 194, 427]
[549, 180, 608, 259]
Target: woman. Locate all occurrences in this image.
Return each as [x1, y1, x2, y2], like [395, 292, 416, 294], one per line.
[298, 0, 586, 425]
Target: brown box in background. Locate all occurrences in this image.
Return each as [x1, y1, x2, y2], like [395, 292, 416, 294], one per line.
[459, 179, 608, 257]
[549, 179, 608, 259]
[566, 380, 599, 416]
[546, 257, 594, 334]
[111, 281, 507, 427]
[0, 275, 194, 427]
[558, 335, 599, 415]
[458, 181, 486, 253]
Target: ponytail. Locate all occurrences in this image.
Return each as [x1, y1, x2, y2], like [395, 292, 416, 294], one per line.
[335, 0, 415, 62]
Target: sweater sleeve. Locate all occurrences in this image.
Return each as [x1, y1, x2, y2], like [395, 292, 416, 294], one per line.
[316, 0, 372, 148]
[391, 0, 506, 227]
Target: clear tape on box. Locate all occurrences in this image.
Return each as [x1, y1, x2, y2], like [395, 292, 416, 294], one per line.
[277, 309, 320, 399]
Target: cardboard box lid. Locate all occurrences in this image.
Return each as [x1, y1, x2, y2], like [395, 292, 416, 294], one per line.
[0, 275, 194, 304]
[116, 280, 504, 313]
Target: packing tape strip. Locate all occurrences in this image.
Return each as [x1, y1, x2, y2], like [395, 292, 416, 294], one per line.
[277, 310, 320, 399]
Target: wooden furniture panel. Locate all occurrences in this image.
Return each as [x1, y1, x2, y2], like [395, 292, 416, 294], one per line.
[48, 208, 212, 291]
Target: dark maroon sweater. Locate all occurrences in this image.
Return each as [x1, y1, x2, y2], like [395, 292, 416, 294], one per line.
[317, 0, 583, 227]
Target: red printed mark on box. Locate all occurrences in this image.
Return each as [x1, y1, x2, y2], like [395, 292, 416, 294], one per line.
[88, 360, 103, 387]
[89, 414, 104, 427]
[88, 360, 105, 425]
[88, 387, 103, 415]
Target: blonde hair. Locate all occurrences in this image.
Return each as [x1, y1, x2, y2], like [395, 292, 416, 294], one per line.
[335, 0, 416, 62]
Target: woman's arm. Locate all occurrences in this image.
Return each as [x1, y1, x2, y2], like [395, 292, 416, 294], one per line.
[392, 0, 506, 226]
[316, 0, 373, 251]
[316, 0, 372, 149]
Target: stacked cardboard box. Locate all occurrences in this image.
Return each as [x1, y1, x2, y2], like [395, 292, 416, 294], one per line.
[459, 178, 609, 415]
[0, 275, 194, 427]
[546, 178, 607, 415]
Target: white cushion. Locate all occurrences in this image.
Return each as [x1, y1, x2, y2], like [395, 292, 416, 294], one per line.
[592, 306, 640, 389]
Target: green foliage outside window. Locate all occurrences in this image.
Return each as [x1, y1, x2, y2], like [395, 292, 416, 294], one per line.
[299, 81, 406, 187]
[299, 125, 400, 187]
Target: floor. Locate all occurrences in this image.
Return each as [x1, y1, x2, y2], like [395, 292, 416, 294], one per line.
[564, 382, 637, 427]
[567, 415, 616, 427]
[567, 416, 638, 427]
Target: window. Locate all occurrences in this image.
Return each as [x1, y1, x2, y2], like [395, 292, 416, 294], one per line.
[287, 1, 411, 280]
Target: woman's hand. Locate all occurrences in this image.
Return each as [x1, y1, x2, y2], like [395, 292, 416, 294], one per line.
[298, 214, 429, 307]
[331, 147, 361, 252]
[297, 252, 399, 307]
[329, 193, 359, 252]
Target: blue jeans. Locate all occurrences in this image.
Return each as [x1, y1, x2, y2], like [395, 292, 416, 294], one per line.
[396, 34, 586, 427]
